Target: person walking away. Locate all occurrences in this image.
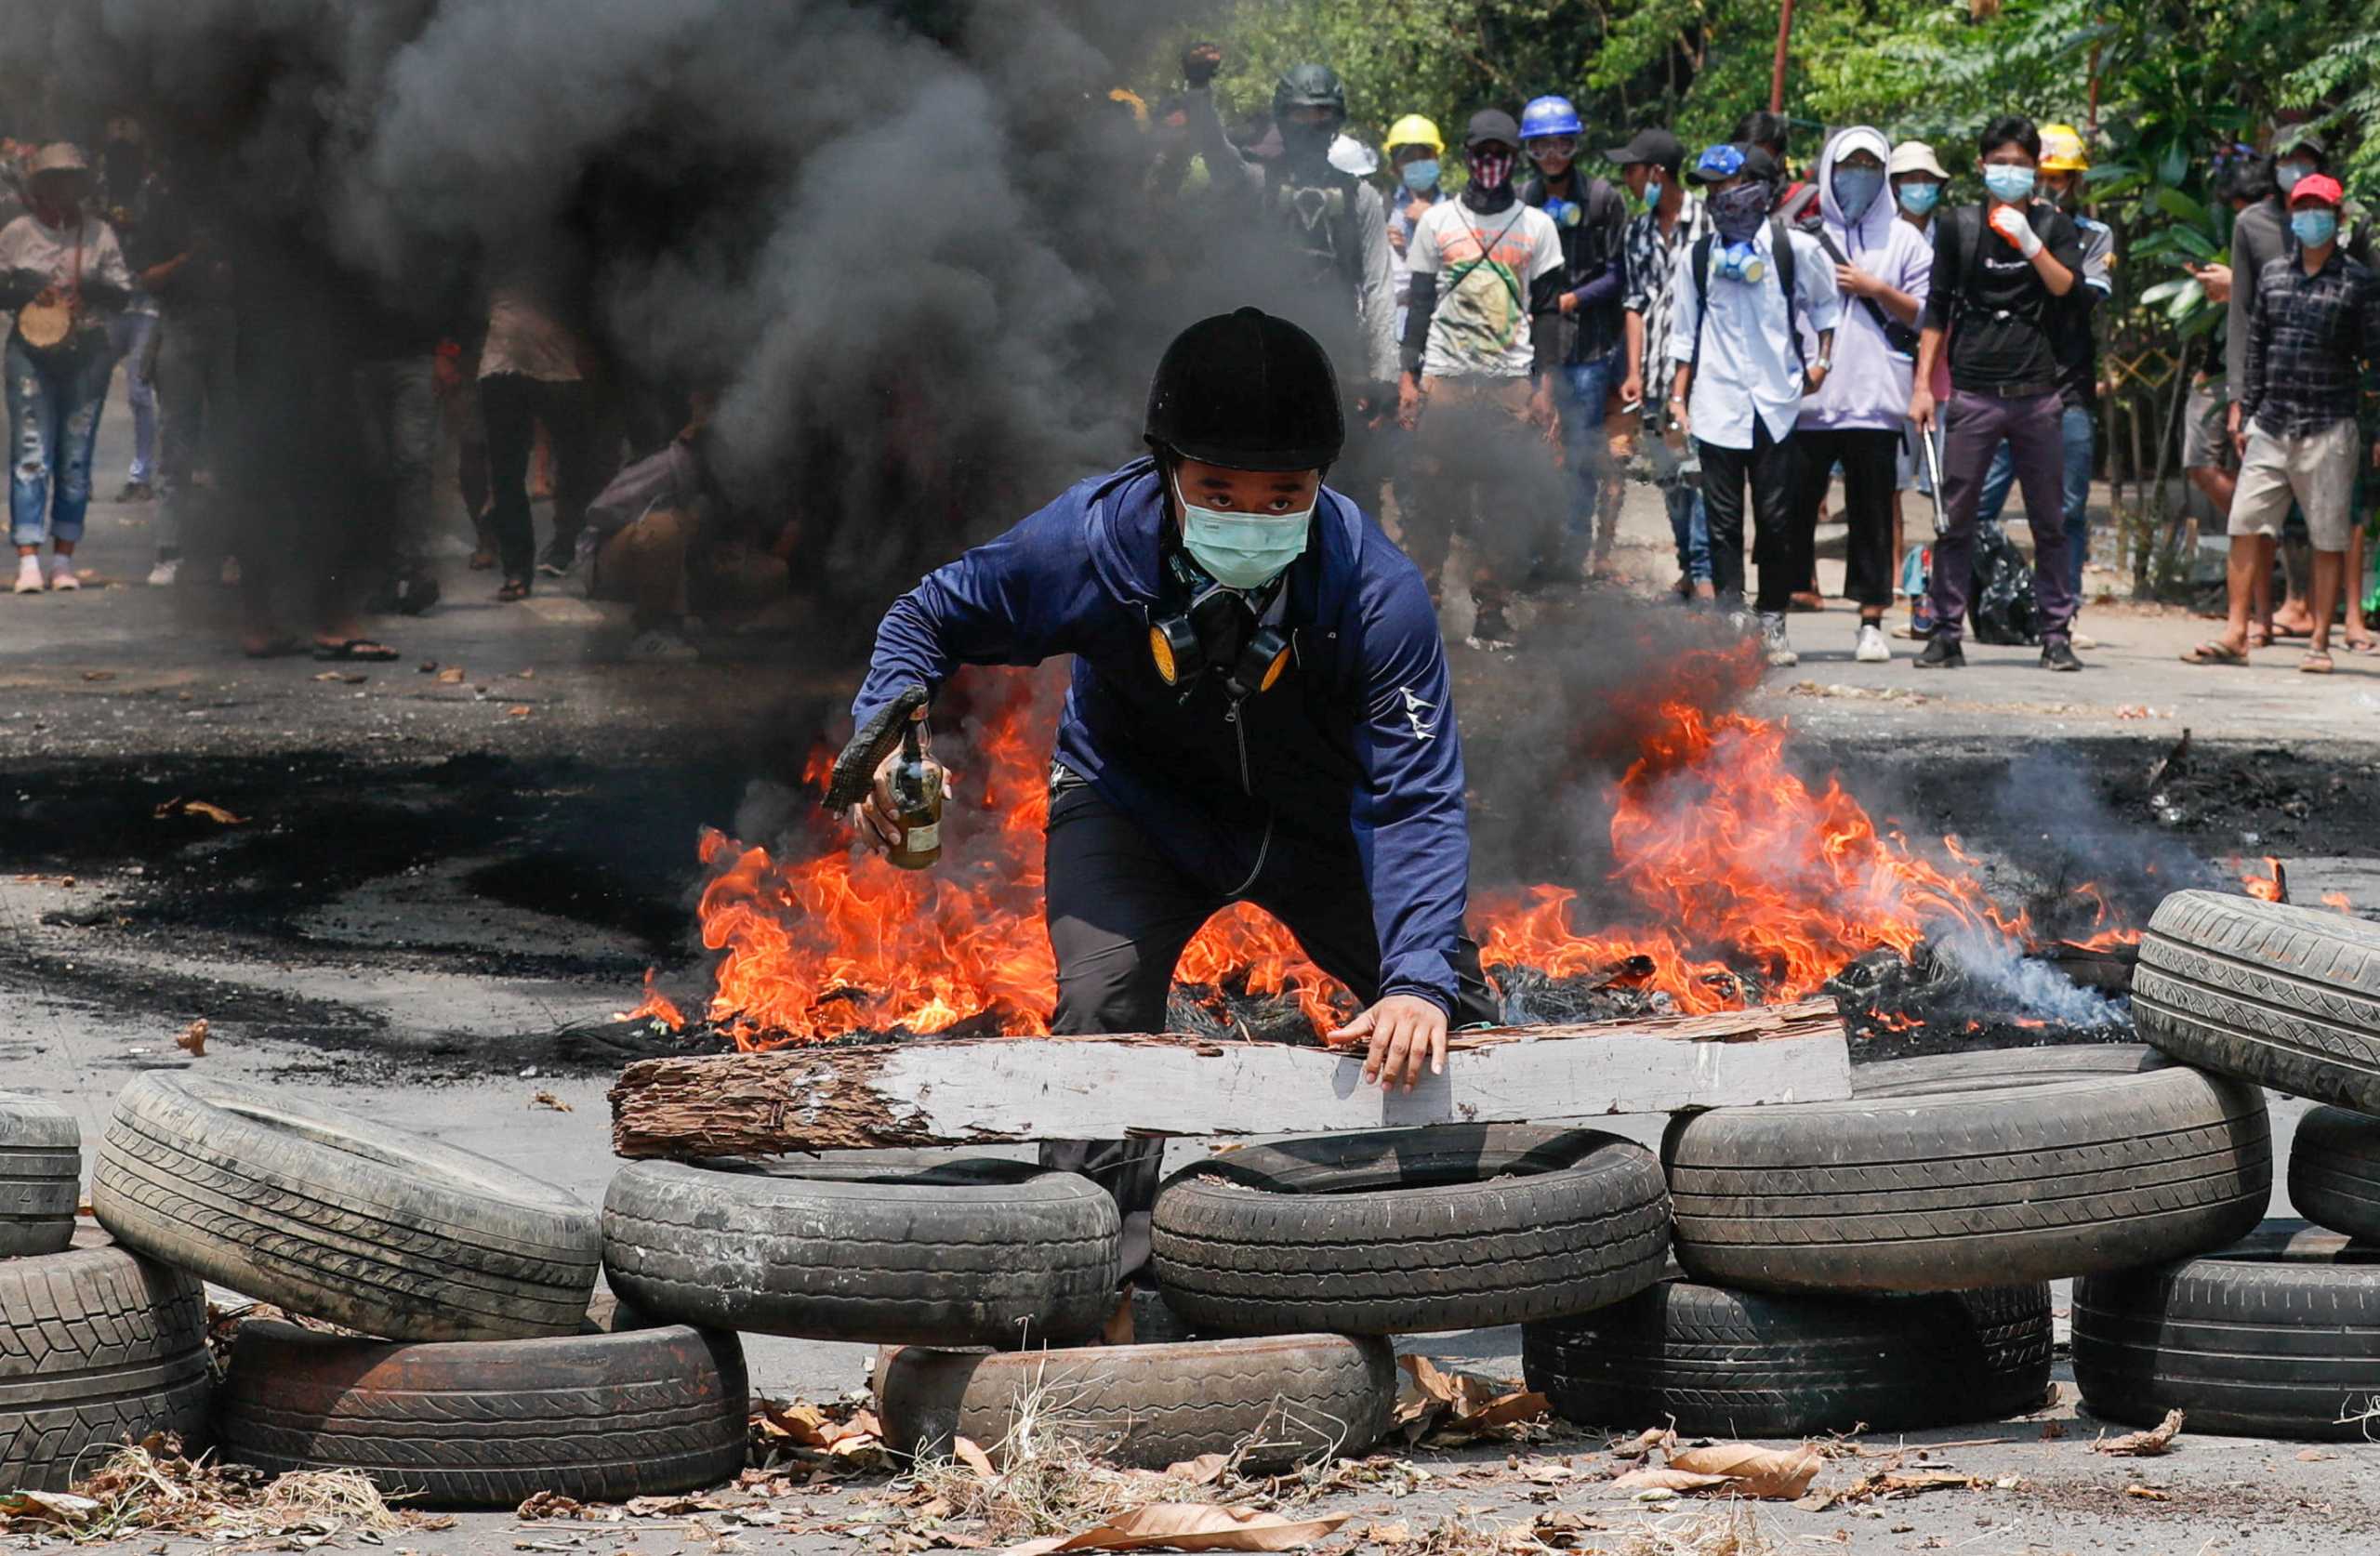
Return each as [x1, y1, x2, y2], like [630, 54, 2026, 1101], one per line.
[1887, 140, 1949, 623]
[137, 145, 234, 588]
[99, 116, 161, 504]
[1908, 116, 2086, 670]
[1612, 126, 1712, 600]
[1519, 95, 1630, 579]
[0, 144, 132, 595]
[1966, 125, 2108, 641]
[1666, 143, 1840, 666]
[478, 275, 602, 602]
[1790, 127, 1930, 664]
[2185, 174, 2380, 673]
[1398, 110, 1567, 641]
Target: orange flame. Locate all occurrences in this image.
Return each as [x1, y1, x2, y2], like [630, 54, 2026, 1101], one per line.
[615, 967, 687, 1030]
[2241, 856, 2286, 903]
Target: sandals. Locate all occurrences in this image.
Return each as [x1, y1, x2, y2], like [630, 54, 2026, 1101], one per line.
[2180, 640, 2249, 666]
[312, 638, 399, 663]
[2301, 650, 2335, 675]
[496, 577, 531, 603]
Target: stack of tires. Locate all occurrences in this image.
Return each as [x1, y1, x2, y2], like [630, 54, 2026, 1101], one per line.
[82, 1075, 747, 1508]
[1, 1091, 211, 1492]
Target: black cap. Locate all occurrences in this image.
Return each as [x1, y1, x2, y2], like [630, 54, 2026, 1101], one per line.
[1144, 308, 1344, 473]
[2274, 126, 2328, 161]
[1602, 126, 1685, 171]
[1739, 145, 1781, 184]
[1465, 109, 1520, 150]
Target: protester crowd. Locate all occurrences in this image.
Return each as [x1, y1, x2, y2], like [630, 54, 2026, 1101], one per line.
[3, 55, 2375, 679]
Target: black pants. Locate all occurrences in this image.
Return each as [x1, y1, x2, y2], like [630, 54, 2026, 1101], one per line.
[1037, 783, 1500, 1224]
[1789, 426, 1900, 613]
[1697, 420, 1800, 612]
[481, 372, 602, 583]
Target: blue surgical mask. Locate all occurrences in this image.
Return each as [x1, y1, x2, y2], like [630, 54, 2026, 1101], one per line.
[2277, 161, 2310, 195]
[1833, 167, 1884, 221]
[2292, 209, 2340, 248]
[1896, 179, 1940, 216]
[1401, 158, 1439, 193]
[1982, 164, 2038, 203]
[1642, 176, 1663, 208]
[1174, 473, 1314, 589]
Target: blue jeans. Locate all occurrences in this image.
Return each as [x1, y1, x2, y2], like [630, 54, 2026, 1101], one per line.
[107, 310, 159, 484]
[1667, 482, 1711, 584]
[1976, 403, 2094, 596]
[1557, 353, 1620, 560]
[7, 337, 112, 548]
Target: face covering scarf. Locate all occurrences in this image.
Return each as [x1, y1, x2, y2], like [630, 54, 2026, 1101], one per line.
[1467, 148, 1514, 193]
[1833, 166, 1884, 222]
[1175, 473, 1314, 589]
[1710, 181, 1770, 244]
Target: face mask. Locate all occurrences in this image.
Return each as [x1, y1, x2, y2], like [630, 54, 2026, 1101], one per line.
[1400, 158, 1439, 193]
[1896, 179, 1941, 216]
[1710, 181, 1770, 243]
[1833, 166, 1884, 221]
[1982, 164, 2038, 203]
[1280, 121, 1334, 169]
[1175, 473, 1314, 590]
[1642, 176, 1663, 208]
[1467, 147, 1514, 192]
[2292, 209, 2340, 248]
[2277, 161, 2311, 195]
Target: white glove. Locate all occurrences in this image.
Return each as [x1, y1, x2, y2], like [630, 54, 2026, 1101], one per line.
[1989, 204, 2043, 258]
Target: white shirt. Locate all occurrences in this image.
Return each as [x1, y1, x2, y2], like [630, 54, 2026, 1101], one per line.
[1666, 222, 1842, 449]
[1408, 197, 1565, 380]
[0, 211, 133, 306]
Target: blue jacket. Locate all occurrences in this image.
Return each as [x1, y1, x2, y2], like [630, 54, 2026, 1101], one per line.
[854, 456, 1471, 1014]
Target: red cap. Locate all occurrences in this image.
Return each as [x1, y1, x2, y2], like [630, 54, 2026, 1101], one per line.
[2291, 173, 2344, 208]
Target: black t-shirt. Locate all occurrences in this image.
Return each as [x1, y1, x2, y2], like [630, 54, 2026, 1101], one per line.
[1923, 203, 2085, 392]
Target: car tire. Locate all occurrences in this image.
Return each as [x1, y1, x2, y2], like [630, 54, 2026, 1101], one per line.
[1668, 1063, 2270, 1292]
[1523, 1279, 2053, 1437]
[2073, 1219, 2380, 1439]
[2287, 1105, 2380, 1242]
[0, 1092, 78, 1258]
[0, 1228, 211, 1491]
[602, 1157, 1120, 1346]
[1850, 1044, 2169, 1100]
[216, 1317, 747, 1506]
[2134, 890, 2380, 1114]
[877, 1333, 1395, 1471]
[1150, 1125, 1670, 1336]
[93, 1074, 600, 1341]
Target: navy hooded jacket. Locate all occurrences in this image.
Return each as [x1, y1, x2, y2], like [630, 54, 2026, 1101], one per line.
[853, 456, 1472, 1015]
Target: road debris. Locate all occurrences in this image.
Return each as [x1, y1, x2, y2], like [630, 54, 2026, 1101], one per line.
[2091, 1409, 2184, 1457]
[998, 1502, 1349, 1556]
[1393, 1355, 1549, 1445]
[528, 1089, 572, 1112]
[1608, 1441, 1820, 1502]
[152, 796, 245, 824]
[175, 1019, 207, 1057]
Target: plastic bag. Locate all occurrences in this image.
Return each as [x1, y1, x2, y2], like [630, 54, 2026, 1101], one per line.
[1968, 522, 2041, 645]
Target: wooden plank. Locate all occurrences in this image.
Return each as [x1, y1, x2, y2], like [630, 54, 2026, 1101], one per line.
[608, 997, 1851, 1158]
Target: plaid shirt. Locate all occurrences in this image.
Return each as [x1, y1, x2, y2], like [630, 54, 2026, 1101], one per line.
[1621, 191, 1710, 427]
[2241, 246, 2380, 440]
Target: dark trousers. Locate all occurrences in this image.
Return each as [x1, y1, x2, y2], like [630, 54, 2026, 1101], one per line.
[480, 372, 601, 582]
[1790, 426, 1900, 613]
[1929, 389, 2078, 643]
[1037, 783, 1499, 1225]
[1697, 420, 1800, 612]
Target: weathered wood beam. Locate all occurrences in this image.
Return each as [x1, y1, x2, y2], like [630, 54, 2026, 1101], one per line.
[608, 998, 1850, 1158]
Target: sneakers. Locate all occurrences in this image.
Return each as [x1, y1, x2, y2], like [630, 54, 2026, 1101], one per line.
[13, 555, 41, 594]
[1759, 612, 1798, 667]
[2041, 638, 2084, 672]
[48, 557, 79, 591]
[626, 627, 700, 663]
[1915, 635, 1965, 669]
[1854, 621, 1890, 663]
[536, 537, 577, 578]
[115, 480, 153, 503]
[147, 554, 181, 587]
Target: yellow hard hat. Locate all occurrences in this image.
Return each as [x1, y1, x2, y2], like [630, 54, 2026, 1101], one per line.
[1385, 113, 1444, 156]
[2038, 124, 2088, 172]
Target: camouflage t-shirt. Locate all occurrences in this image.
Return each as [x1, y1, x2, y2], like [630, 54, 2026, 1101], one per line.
[1408, 197, 1564, 379]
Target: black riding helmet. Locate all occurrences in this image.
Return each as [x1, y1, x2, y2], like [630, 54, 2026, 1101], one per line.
[1144, 308, 1344, 473]
[1271, 64, 1347, 130]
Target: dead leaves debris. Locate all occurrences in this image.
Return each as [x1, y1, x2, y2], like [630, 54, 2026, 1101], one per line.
[1609, 1443, 1820, 1503]
[1000, 1502, 1348, 1555]
[528, 1089, 573, 1112]
[0, 1433, 453, 1544]
[752, 1392, 891, 1474]
[175, 1018, 208, 1057]
[152, 796, 245, 824]
[1394, 1355, 1550, 1446]
[2091, 1409, 2185, 1457]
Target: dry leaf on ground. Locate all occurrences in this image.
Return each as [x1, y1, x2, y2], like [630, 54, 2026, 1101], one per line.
[2091, 1410, 2184, 1457]
[153, 797, 246, 824]
[1609, 1467, 1739, 1497]
[1663, 1444, 1821, 1500]
[1609, 1428, 1676, 1460]
[436, 666, 467, 683]
[2123, 1483, 2171, 1500]
[1001, 1502, 1349, 1555]
[1797, 1468, 1982, 1511]
[1394, 1355, 1547, 1444]
[175, 1019, 208, 1057]
[956, 1437, 999, 1483]
[529, 1090, 573, 1112]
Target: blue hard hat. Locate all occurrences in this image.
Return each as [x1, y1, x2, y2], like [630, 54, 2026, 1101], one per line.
[1519, 95, 1582, 141]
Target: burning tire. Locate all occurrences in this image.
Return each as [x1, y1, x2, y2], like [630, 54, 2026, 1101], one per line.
[1148, 1125, 1671, 1336]
[601, 1157, 1121, 1346]
[1849, 1043, 2170, 1100]
[2135, 890, 2380, 1115]
[876, 1333, 1395, 1471]
[0, 1090, 79, 1257]
[2290, 1106, 2380, 1242]
[92, 1075, 600, 1341]
[1667, 1064, 2270, 1292]
[1522, 1279, 2052, 1437]
[2073, 1220, 2380, 1439]
[215, 1317, 747, 1506]
[0, 1228, 211, 1491]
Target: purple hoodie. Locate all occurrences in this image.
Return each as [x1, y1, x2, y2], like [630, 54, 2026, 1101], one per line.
[1798, 125, 1932, 431]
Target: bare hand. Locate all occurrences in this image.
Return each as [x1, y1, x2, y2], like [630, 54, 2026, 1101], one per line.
[1397, 374, 1421, 431]
[1619, 371, 1643, 408]
[1386, 222, 1406, 257]
[1803, 363, 1830, 395]
[2189, 262, 2232, 305]
[1908, 386, 1936, 434]
[1556, 290, 1580, 315]
[1181, 41, 1223, 87]
[1335, 995, 1450, 1090]
[2228, 400, 2246, 457]
[1834, 263, 1879, 298]
[1531, 387, 1560, 445]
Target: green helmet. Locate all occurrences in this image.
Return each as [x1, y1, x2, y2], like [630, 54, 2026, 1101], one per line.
[1271, 64, 1346, 128]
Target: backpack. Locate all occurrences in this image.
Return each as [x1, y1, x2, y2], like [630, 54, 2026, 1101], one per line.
[1688, 217, 1803, 381]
